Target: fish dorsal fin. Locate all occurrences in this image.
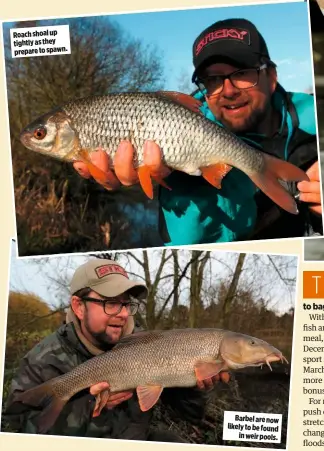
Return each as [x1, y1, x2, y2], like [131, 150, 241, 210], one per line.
[156, 91, 203, 114]
[194, 360, 226, 382]
[136, 384, 163, 411]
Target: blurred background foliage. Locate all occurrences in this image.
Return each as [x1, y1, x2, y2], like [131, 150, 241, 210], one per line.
[4, 16, 167, 256]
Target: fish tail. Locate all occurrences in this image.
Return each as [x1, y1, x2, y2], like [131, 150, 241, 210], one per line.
[250, 153, 309, 215]
[15, 382, 68, 434]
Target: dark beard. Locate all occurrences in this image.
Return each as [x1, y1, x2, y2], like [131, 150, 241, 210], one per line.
[83, 313, 116, 350]
[225, 99, 273, 134]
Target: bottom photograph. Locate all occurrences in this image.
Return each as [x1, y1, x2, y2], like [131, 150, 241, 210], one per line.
[1, 243, 297, 449]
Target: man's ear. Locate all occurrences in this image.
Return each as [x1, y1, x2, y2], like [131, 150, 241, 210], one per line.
[71, 296, 86, 321]
[268, 66, 278, 95]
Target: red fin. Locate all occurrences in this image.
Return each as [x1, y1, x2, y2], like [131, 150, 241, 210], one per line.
[136, 384, 163, 411]
[137, 165, 172, 198]
[156, 91, 202, 114]
[194, 361, 225, 382]
[138, 166, 154, 199]
[93, 389, 111, 418]
[150, 172, 172, 191]
[201, 163, 233, 188]
[251, 153, 309, 215]
[79, 149, 119, 190]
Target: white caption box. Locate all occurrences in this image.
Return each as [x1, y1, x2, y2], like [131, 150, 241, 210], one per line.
[10, 25, 71, 58]
[223, 411, 282, 443]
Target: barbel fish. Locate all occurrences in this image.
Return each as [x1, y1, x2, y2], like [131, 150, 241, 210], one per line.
[15, 328, 288, 434]
[19, 91, 309, 214]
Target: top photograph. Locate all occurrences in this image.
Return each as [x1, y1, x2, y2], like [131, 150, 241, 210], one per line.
[3, 0, 323, 256]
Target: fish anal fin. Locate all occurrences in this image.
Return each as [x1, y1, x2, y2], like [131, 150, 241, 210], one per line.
[156, 91, 203, 114]
[136, 384, 163, 412]
[201, 163, 233, 189]
[137, 166, 171, 198]
[150, 171, 172, 191]
[194, 360, 225, 382]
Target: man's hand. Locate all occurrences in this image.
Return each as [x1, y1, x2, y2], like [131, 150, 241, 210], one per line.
[90, 381, 133, 415]
[297, 161, 322, 216]
[196, 371, 231, 390]
[73, 140, 171, 189]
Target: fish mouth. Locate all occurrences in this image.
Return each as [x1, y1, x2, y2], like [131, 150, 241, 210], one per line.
[250, 353, 289, 371]
[222, 352, 289, 371]
[20, 129, 32, 148]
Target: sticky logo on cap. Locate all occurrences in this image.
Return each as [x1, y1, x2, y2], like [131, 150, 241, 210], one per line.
[195, 28, 250, 56]
[95, 264, 129, 279]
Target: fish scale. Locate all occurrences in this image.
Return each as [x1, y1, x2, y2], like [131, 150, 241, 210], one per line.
[51, 328, 225, 399]
[61, 92, 261, 172]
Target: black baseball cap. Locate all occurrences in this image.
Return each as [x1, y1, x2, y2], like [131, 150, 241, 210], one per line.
[192, 18, 274, 82]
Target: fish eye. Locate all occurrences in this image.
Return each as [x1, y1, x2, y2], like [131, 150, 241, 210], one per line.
[250, 340, 255, 345]
[33, 127, 47, 140]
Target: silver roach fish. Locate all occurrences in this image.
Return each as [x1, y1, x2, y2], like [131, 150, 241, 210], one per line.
[14, 328, 288, 434]
[19, 91, 309, 214]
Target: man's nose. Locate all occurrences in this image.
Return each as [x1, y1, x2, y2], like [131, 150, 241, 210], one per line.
[222, 78, 240, 98]
[117, 304, 129, 318]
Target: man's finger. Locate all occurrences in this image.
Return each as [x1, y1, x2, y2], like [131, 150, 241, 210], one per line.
[297, 181, 321, 194]
[106, 392, 133, 409]
[114, 141, 139, 185]
[90, 382, 110, 396]
[219, 372, 231, 384]
[203, 378, 214, 390]
[305, 161, 319, 181]
[73, 162, 91, 178]
[309, 204, 322, 215]
[107, 391, 133, 402]
[299, 192, 321, 204]
[196, 380, 205, 390]
[143, 140, 172, 179]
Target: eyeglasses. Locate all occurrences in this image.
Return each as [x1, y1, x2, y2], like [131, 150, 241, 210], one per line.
[195, 64, 267, 97]
[81, 296, 140, 316]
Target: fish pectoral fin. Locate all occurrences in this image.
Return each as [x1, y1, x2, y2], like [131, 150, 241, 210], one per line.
[78, 149, 120, 190]
[194, 360, 226, 382]
[93, 388, 111, 418]
[137, 165, 171, 199]
[156, 91, 203, 114]
[136, 384, 163, 412]
[138, 166, 154, 199]
[201, 163, 233, 189]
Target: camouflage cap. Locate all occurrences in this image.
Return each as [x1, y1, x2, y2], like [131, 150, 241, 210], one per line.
[70, 258, 148, 300]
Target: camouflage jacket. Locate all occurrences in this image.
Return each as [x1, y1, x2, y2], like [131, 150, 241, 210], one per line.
[3, 311, 208, 439]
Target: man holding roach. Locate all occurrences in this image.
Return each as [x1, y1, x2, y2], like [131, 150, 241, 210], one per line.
[3, 258, 228, 439]
[74, 18, 322, 244]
